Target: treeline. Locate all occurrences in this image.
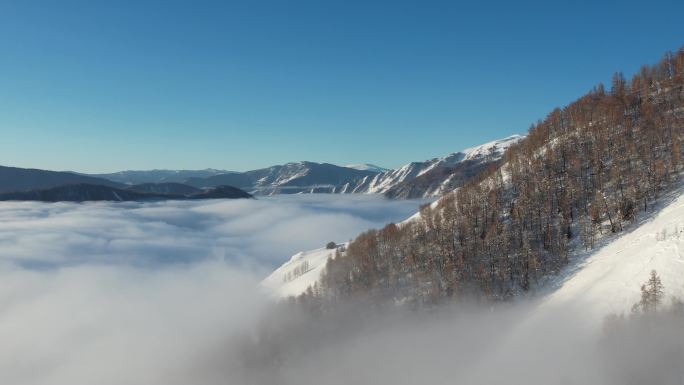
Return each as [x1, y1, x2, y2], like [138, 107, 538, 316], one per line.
[283, 260, 310, 283]
[301, 46, 684, 308]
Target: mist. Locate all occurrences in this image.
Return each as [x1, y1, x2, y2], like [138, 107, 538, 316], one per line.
[0, 196, 681, 385]
[0, 195, 428, 270]
[0, 195, 428, 384]
[232, 300, 683, 385]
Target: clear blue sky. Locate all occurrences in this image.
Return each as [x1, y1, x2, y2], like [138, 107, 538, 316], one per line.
[1, 0, 683, 173]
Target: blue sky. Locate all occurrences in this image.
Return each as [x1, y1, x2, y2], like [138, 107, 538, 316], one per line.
[1, 0, 683, 173]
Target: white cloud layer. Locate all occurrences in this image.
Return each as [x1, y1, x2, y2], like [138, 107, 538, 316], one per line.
[1, 195, 679, 385]
[0, 195, 428, 384]
[0, 195, 428, 270]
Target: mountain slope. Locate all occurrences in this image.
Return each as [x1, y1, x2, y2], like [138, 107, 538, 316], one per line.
[185, 162, 380, 195]
[346, 134, 524, 198]
[189, 185, 253, 199]
[345, 164, 390, 173]
[88, 169, 229, 185]
[126, 183, 202, 195]
[89, 136, 522, 198]
[270, 47, 684, 305]
[263, 186, 684, 307]
[261, 244, 346, 298]
[538, 185, 684, 322]
[0, 183, 252, 202]
[0, 183, 169, 202]
[0, 165, 124, 193]
[263, 185, 684, 304]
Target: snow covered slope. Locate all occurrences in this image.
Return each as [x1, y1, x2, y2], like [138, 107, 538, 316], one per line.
[184, 162, 379, 195]
[261, 244, 346, 298]
[349, 134, 524, 198]
[462, 135, 523, 161]
[88, 169, 229, 185]
[93, 136, 522, 198]
[538, 186, 684, 323]
[264, 179, 684, 312]
[345, 164, 390, 173]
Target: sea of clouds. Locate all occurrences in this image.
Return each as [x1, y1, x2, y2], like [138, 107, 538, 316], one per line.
[0, 194, 428, 384]
[0, 194, 680, 385]
[0, 194, 428, 270]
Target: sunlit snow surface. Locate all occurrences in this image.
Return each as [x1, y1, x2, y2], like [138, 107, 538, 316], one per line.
[537, 185, 684, 324]
[261, 245, 345, 298]
[266, 181, 684, 319]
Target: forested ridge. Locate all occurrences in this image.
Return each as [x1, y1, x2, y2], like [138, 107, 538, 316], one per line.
[299, 46, 684, 308]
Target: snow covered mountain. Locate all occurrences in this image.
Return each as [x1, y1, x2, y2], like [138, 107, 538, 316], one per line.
[345, 163, 390, 173]
[89, 135, 523, 198]
[125, 182, 202, 195]
[261, 244, 347, 298]
[88, 169, 229, 185]
[0, 183, 252, 202]
[263, 182, 684, 309]
[0, 165, 124, 193]
[346, 134, 524, 198]
[183, 162, 380, 195]
[232, 134, 522, 198]
[537, 185, 684, 323]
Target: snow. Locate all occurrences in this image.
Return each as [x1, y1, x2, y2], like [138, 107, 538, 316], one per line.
[341, 134, 525, 197]
[537, 184, 684, 324]
[260, 135, 527, 297]
[416, 153, 466, 177]
[272, 163, 310, 186]
[262, 179, 684, 320]
[345, 163, 389, 173]
[361, 164, 419, 194]
[462, 134, 524, 161]
[415, 134, 524, 178]
[261, 244, 346, 298]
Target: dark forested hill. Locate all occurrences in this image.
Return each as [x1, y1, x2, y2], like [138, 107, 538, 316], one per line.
[0, 183, 252, 202]
[0, 165, 124, 193]
[299, 46, 684, 308]
[126, 183, 202, 195]
[87, 169, 229, 184]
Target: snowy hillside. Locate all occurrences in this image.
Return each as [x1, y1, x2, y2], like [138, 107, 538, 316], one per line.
[537, 185, 684, 323]
[462, 135, 523, 161]
[345, 164, 389, 173]
[183, 162, 380, 195]
[348, 134, 524, 198]
[415, 134, 523, 177]
[88, 169, 229, 185]
[264, 179, 684, 311]
[90, 135, 523, 199]
[261, 244, 346, 298]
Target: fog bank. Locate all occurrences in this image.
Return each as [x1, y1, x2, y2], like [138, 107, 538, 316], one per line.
[0, 196, 680, 385]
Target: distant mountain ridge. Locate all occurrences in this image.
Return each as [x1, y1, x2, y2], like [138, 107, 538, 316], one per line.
[0, 183, 252, 202]
[86, 135, 524, 198]
[0, 165, 124, 193]
[344, 163, 390, 173]
[88, 169, 229, 185]
[341, 134, 524, 198]
[126, 183, 202, 195]
[0, 135, 522, 199]
[183, 161, 381, 195]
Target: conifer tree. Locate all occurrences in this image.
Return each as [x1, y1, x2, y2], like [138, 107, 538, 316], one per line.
[639, 270, 665, 313]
